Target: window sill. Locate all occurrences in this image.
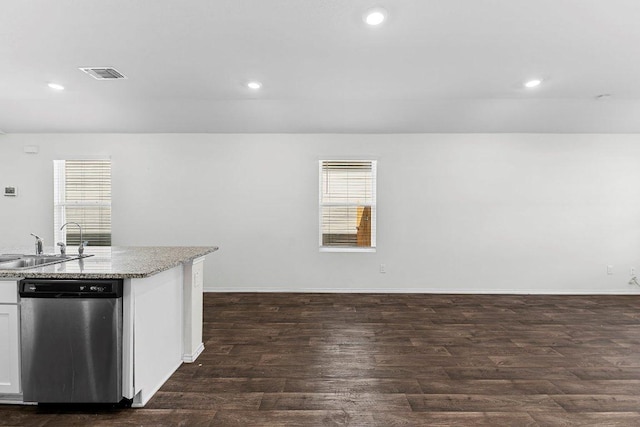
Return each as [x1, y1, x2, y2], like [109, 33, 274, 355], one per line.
[319, 247, 376, 253]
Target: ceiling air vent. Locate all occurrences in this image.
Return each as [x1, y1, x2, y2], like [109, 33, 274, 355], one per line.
[79, 67, 126, 80]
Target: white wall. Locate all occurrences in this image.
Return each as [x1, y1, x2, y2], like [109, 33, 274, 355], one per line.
[1, 133, 640, 294]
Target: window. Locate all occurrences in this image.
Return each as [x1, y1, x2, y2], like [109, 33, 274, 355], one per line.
[54, 159, 112, 246]
[319, 160, 376, 252]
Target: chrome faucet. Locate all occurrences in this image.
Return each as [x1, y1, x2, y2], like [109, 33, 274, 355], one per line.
[60, 222, 87, 256]
[30, 233, 44, 255]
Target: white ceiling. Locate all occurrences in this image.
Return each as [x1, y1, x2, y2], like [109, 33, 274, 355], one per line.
[2, 0, 640, 133]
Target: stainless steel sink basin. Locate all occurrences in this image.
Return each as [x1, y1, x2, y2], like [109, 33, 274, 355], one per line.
[0, 254, 90, 270]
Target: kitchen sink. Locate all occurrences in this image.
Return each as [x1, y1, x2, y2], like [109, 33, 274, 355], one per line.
[0, 254, 91, 270]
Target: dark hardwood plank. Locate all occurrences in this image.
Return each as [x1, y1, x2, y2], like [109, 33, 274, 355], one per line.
[212, 410, 374, 426]
[604, 356, 640, 367]
[213, 410, 539, 426]
[551, 380, 640, 394]
[406, 394, 563, 412]
[230, 343, 451, 355]
[445, 344, 562, 356]
[489, 355, 614, 368]
[258, 392, 411, 411]
[569, 367, 640, 380]
[368, 411, 539, 426]
[552, 345, 636, 357]
[145, 391, 262, 410]
[529, 411, 640, 426]
[445, 366, 581, 380]
[283, 378, 423, 394]
[187, 364, 452, 380]
[551, 394, 640, 412]
[417, 379, 563, 395]
[160, 377, 286, 393]
[374, 354, 497, 368]
[0, 408, 217, 427]
[44, 409, 217, 427]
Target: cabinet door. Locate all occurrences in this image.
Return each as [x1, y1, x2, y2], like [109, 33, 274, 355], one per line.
[191, 259, 204, 350]
[182, 258, 205, 362]
[0, 304, 20, 394]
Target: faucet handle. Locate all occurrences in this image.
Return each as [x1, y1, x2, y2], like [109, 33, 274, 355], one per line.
[57, 242, 66, 256]
[78, 240, 88, 255]
[30, 233, 44, 255]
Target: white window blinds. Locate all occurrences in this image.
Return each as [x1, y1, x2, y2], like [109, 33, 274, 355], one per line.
[54, 159, 112, 246]
[319, 160, 376, 250]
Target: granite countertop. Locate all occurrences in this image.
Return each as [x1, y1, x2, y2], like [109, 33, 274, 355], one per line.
[0, 246, 218, 279]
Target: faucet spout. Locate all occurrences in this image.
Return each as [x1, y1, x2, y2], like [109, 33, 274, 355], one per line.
[60, 222, 86, 256]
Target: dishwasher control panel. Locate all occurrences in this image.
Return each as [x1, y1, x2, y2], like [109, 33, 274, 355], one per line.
[19, 279, 123, 298]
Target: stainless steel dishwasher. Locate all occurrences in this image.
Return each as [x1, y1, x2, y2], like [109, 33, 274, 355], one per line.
[19, 278, 123, 403]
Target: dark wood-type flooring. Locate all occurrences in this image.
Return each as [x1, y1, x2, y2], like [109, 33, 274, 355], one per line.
[3, 293, 640, 426]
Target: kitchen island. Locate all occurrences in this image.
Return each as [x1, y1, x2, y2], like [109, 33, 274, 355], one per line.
[0, 246, 218, 407]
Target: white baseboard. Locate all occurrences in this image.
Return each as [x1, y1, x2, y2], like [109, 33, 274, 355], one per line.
[205, 286, 640, 295]
[182, 342, 204, 363]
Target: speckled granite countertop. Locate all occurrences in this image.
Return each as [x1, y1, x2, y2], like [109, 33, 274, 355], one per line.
[0, 246, 218, 279]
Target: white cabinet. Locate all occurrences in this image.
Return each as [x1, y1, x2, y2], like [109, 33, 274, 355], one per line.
[0, 281, 20, 394]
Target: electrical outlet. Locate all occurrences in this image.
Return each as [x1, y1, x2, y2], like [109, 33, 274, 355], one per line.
[607, 265, 613, 275]
[380, 264, 386, 274]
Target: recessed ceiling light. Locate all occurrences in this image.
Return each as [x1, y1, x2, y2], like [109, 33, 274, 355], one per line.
[364, 8, 387, 26]
[48, 83, 65, 91]
[247, 81, 262, 90]
[524, 79, 542, 89]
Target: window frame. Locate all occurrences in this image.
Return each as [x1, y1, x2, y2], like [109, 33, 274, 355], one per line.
[53, 158, 112, 247]
[318, 159, 377, 253]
